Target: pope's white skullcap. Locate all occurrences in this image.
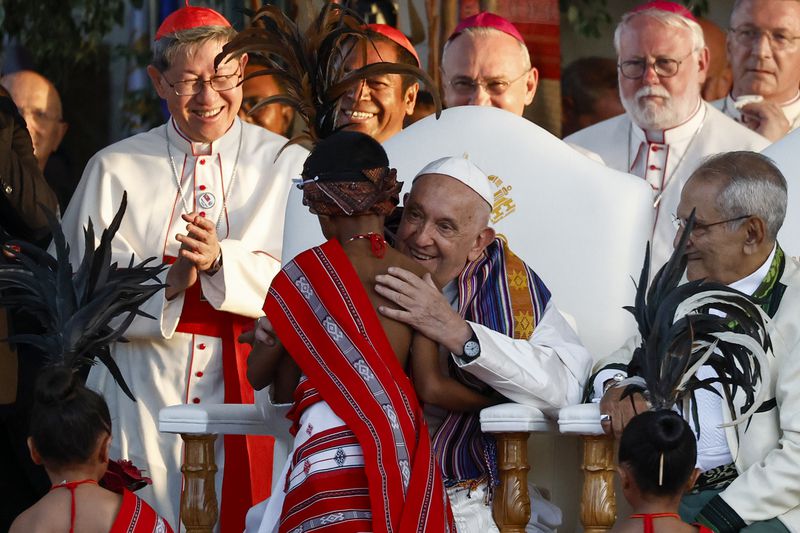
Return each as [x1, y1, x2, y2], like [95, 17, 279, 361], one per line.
[414, 156, 493, 207]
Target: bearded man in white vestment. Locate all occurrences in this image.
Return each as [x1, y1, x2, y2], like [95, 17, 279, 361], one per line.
[58, 6, 306, 532]
[565, 1, 769, 272]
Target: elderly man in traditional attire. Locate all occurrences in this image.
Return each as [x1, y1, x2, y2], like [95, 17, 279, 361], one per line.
[59, 5, 306, 531]
[440, 12, 538, 116]
[594, 151, 800, 532]
[375, 157, 591, 532]
[713, 0, 800, 141]
[565, 1, 769, 271]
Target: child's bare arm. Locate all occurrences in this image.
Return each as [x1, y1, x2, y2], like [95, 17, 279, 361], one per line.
[273, 356, 301, 404]
[410, 331, 500, 412]
[245, 340, 285, 391]
[242, 316, 294, 392]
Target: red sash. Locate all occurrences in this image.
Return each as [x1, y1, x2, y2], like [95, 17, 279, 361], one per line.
[265, 240, 454, 533]
[164, 256, 273, 532]
[111, 489, 175, 533]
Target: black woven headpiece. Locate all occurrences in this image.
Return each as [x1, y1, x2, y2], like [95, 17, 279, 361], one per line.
[298, 130, 401, 216]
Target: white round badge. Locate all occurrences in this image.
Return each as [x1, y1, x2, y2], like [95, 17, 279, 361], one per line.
[198, 192, 216, 209]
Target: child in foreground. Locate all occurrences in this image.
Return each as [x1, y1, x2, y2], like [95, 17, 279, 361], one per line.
[612, 410, 710, 533]
[10, 367, 172, 533]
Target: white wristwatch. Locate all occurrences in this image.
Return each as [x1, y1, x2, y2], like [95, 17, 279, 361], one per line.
[458, 332, 481, 363]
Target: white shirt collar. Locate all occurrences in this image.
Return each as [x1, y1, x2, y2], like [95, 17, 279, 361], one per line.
[728, 245, 776, 295]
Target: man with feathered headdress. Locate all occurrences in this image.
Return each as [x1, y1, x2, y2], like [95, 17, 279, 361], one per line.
[59, 3, 307, 530]
[593, 151, 800, 531]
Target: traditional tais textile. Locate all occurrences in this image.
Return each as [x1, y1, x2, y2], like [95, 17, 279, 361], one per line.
[433, 237, 551, 484]
[50, 480, 173, 533]
[265, 239, 454, 533]
[280, 383, 371, 533]
[110, 489, 174, 533]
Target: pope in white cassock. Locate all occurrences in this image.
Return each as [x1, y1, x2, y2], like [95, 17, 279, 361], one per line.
[58, 6, 306, 532]
[565, 1, 769, 271]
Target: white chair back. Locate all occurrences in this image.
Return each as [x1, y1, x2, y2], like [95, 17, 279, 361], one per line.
[761, 131, 800, 256]
[281, 106, 653, 359]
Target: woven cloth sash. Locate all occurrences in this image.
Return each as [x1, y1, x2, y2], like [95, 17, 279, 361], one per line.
[432, 237, 551, 484]
[265, 239, 454, 533]
[690, 462, 738, 493]
[752, 245, 786, 318]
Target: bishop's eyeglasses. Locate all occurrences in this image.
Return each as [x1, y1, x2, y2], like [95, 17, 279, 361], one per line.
[163, 69, 243, 96]
[446, 70, 529, 96]
[729, 26, 800, 52]
[618, 50, 695, 79]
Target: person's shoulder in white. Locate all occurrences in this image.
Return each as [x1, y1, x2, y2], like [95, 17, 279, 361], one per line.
[701, 100, 770, 150]
[564, 113, 631, 154]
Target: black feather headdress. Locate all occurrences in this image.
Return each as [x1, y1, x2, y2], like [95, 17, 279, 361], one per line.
[622, 210, 771, 430]
[216, 3, 441, 145]
[0, 192, 166, 401]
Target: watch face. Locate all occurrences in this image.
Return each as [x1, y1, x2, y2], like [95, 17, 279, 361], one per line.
[464, 339, 480, 358]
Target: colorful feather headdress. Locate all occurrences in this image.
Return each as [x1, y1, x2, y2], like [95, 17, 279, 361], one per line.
[216, 2, 441, 146]
[0, 192, 166, 401]
[622, 210, 771, 430]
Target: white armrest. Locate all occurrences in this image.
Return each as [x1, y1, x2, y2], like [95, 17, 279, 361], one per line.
[159, 403, 276, 436]
[479, 403, 553, 433]
[557, 403, 604, 436]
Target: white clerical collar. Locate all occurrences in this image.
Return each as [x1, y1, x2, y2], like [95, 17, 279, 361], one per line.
[724, 91, 800, 126]
[722, 93, 742, 121]
[168, 117, 241, 157]
[781, 91, 800, 126]
[728, 244, 776, 295]
[631, 99, 705, 145]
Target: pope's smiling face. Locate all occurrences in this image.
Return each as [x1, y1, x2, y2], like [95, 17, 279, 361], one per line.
[396, 173, 494, 287]
[336, 39, 417, 143]
[149, 38, 245, 143]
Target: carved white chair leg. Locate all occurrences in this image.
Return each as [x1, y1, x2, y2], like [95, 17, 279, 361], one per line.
[480, 403, 553, 533]
[559, 403, 617, 533]
[180, 433, 218, 533]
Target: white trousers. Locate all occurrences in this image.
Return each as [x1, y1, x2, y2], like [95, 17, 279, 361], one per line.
[446, 482, 562, 533]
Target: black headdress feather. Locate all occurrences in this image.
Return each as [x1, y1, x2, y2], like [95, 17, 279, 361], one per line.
[622, 210, 771, 431]
[0, 192, 166, 401]
[216, 3, 441, 146]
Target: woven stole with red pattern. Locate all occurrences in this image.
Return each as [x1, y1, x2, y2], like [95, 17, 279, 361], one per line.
[265, 239, 455, 533]
[432, 237, 551, 484]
